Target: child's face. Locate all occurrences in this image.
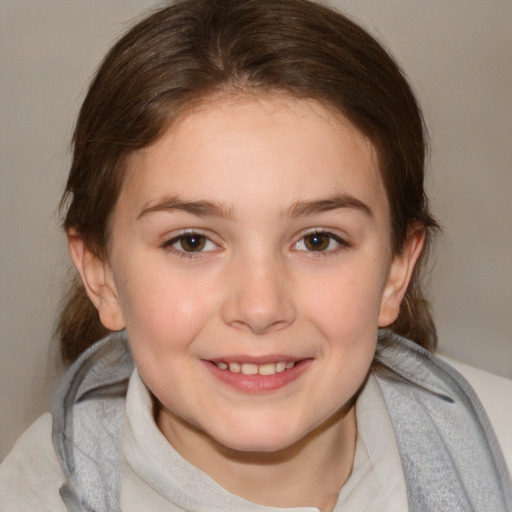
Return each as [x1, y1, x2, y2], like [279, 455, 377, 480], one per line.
[83, 96, 420, 456]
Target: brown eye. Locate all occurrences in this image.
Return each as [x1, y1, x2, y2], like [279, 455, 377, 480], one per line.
[164, 232, 218, 256]
[179, 234, 206, 252]
[294, 231, 346, 253]
[303, 232, 330, 251]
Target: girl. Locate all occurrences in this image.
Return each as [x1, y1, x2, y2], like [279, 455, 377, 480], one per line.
[1, 0, 511, 510]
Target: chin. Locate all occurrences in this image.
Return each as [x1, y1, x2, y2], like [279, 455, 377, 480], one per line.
[207, 417, 317, 455]
[216, 431, 302, 455]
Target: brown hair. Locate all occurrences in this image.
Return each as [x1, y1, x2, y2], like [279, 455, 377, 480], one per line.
[58, 0, 439, 364]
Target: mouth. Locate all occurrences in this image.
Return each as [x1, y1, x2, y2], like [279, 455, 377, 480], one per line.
[213, 360, 296, 376]
[203, 357, 310, 393]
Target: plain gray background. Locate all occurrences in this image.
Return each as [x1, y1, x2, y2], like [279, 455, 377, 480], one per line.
[1, 0, 511, 460]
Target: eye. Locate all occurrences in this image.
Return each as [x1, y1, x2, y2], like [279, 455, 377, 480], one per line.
[294, 231, 346, 252]
[165, 232, 217, 253]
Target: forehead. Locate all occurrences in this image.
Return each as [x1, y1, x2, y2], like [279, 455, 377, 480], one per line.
[120, 95, 388, 221]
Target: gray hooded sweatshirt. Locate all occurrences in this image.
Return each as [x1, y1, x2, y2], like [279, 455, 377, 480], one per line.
[50, 331, 512, 512]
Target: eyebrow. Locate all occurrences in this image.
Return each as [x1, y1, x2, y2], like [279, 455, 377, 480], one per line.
[137, 194, 373, 220]
[137, 196, 233, 220]
[288, 195, 373, 219]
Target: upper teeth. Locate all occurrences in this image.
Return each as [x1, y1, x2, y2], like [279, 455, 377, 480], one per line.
[215, 361, 295, 375]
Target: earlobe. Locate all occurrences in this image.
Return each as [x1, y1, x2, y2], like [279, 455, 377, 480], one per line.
[378, 228, 425, 327]
[67, 230, 125, 331]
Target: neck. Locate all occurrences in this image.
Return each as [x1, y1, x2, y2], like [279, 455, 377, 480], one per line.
[158, 402, 357, 511]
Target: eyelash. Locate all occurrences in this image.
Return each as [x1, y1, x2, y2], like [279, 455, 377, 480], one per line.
[293, 230, 349, 256]
[162, 229, 349, 259]
[162, 231, 219, 260]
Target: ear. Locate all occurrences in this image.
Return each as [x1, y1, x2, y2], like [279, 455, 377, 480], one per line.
[378, 227, 425, 327]
[67, 230, 125, 331]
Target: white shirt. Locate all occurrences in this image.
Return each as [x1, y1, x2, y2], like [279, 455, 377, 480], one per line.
[121, 371, 408, 511]
[1, 359, 511, 511]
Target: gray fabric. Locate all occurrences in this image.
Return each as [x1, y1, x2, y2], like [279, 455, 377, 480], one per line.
[51, 331, 512, 511]
[51, 332, 134, 512]
[375, 335, 512, 511]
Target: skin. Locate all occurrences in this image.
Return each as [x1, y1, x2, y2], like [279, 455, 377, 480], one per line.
[69, 95, 424, 510]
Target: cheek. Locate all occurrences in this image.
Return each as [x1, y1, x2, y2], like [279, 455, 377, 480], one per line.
[114, 263, 218, 355]
[301, 263, 386, 338]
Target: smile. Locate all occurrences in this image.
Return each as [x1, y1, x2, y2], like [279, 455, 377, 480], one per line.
[214, 361, 296, 376]
[204, 358, 310, 393]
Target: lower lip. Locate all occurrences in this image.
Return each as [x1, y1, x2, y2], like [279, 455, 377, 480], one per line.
[202, 360, 311, 393]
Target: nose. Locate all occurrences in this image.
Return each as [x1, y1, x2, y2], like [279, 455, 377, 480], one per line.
[221, 253, 296, 335]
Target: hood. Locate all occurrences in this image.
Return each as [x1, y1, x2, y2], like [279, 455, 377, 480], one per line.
[50, 330, 512, 512]
[51, 331, 134, 512]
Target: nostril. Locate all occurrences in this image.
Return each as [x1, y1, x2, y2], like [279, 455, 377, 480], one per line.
[220, 266, 296, 332]
[230, 318, 292, 335]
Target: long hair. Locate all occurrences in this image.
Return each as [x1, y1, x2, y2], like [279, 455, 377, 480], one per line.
[58, 0, 439, 364]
